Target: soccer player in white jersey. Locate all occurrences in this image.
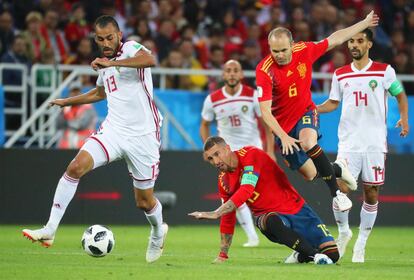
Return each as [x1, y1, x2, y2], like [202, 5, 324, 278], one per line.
[200, 60, 274, 247]
[317, 29, 409, 263]
[22, 15, 168, 263]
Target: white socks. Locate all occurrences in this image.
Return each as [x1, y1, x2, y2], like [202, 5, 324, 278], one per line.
[356, 202, 378, 245]
[333, 200, 378, 245]
[45, 173, 79, 234]
[145, 199, 164, 238]
[333, 199, 351, 234]
[236, 203, 258, 241]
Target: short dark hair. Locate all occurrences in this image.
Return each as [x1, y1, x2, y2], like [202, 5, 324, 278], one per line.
[361, 28, 374, 42]
[94, 15, 120, 31]
[203, 136, 226, 151]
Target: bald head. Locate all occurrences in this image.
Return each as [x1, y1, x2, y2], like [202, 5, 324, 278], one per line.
[222, 60, 243, 90]
[268, 27, 293, 65]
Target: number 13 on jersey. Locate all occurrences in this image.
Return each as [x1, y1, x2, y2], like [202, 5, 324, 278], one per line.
[106, 75, 118, 93]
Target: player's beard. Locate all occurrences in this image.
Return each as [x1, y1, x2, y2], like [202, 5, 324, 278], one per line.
[225, 79, 240, 88]
[101, 40, 120, 58]
[350, 48, 365, 60]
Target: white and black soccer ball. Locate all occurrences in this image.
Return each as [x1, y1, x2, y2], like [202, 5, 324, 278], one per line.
[81, 225, 115, 257]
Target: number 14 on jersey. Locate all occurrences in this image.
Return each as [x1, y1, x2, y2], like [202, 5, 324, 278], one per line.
[353, 91, 367, 106]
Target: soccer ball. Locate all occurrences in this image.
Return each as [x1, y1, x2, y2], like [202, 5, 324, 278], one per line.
[81, 225, 115, 257]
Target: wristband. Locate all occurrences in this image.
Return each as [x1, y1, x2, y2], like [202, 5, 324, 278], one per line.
[219, 252, 228, 259]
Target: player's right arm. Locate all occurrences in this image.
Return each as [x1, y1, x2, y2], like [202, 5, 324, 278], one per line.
[49, 86, 106, 107]
[317, 99, 340, 113]
[200, 95, 215, 144]
[259, 100, 300, 155]
[200, 119, 211, 144]
[317, 71, 341, 113]
[256, 66, 300, 155]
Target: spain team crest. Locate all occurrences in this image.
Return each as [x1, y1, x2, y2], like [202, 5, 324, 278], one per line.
[297, 63, 307, 79]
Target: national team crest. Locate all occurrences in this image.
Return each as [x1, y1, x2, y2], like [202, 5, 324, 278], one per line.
[297, 63, 307, 79]
[369, 80, 378, 91]
[241, 105, 248, 113]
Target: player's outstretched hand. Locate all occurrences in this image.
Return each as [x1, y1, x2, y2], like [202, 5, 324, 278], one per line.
[280, 135, 301, 155]
[364, 10, 379, 28]
[91, 57, 112, 70]
[49, 99, 66, 108]
[188, 211, 218, 220]
[396, 119, 409, 137]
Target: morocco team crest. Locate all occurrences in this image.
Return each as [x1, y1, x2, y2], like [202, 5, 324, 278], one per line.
[369, 80, 378, 91]
[241, 105, 248, 113]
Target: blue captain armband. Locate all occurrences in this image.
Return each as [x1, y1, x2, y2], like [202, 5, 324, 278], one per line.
[389, 80, 404, 96]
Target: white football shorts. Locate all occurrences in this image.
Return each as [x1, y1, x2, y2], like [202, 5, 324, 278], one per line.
[337, 152, 385, 186]
[81, 122, 160, 189]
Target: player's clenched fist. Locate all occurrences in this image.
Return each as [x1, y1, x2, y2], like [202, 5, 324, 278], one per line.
[49, 99, 66, 108]
[91, 57, 112, 70]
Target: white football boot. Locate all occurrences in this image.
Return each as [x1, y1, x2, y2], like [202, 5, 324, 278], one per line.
[242, 238, 259, 247]
[335, 159, 358, 191]
[22, 227, 55, 248]
[314, 253, 333, 265]
[337, 229, 353, 258]
[352, 239, 366, 263]
[146, 223, 168, 263]
[333, 190, 353, 212]
[284, 251, 300, 264]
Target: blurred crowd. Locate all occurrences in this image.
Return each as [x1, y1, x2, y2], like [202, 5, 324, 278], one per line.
[0, 0, 413, 93]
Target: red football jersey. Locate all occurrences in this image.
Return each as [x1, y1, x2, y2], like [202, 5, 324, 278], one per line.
[218, 146, 305, 234]
[256, 39, 328, 133]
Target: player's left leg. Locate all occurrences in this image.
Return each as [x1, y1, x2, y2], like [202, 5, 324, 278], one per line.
[285, 204, 339, 264]
[126, 132, 167, 263]
[256, 212, 320, 263]
[134, 187, 168, 263]
[236, 203, 259, 247]
[352, 153, 383, 263]
[352, 184, 379, 263]
[299, 121, 353, 211]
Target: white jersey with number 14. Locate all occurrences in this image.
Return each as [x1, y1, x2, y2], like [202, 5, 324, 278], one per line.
[329, 60, 399, 153]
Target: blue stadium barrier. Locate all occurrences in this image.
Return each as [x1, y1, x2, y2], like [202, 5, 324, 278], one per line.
[0, 86, 4, 146]
[74, 86, 413, 152]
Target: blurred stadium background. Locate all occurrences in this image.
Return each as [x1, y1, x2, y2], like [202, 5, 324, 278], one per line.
[0, 0, 413, 262]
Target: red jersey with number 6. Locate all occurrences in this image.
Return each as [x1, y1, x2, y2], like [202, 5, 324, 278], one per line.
[218, 146, 305, 234]
[256, 39, 328, 133]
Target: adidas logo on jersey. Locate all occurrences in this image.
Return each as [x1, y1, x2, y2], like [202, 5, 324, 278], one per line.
[344, 82, 350, 88]
[287, 70, 293, 77]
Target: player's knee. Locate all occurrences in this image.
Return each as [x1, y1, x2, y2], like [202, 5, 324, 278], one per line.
[135, 196, 155, 211]
[300, 140, 316, 152]
[363, 186, 379, 204]
[66, 160, 88, 179]
[320, 244, 340, 263]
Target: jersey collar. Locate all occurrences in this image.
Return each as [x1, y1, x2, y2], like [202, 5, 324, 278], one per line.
[222, 85, 243, 99]
[351, 59, 373, 73]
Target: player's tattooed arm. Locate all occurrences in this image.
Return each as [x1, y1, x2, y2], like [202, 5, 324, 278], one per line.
[188, 200, 236, 220]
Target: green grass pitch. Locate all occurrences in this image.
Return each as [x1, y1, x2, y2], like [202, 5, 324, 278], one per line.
[1, 225, 413, 280]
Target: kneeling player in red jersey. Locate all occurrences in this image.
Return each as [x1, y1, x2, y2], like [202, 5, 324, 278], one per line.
[189, 136, 339, 265]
